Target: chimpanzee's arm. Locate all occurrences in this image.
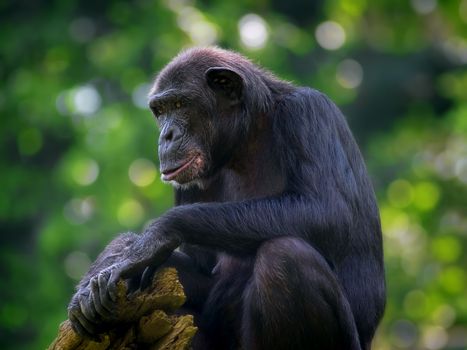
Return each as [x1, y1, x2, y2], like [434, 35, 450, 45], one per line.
[108, 193, 351, 287]
[159, 194, 350, 258]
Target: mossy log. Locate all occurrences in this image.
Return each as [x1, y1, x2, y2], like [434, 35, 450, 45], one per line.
[48, 268, 197, 350]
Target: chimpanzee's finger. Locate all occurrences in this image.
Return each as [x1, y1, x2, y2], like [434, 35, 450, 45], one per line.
[98, 270, 117, 312]
[69, 308, 99, 339]
[79, 295, 98, 323]
[69, 312, 90, 338]
[91, 277, 113, 319]
[107, 266, 122, 303]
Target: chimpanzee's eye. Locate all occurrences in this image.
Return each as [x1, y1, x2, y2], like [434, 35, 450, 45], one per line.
[155, 103, 165, 116]
[175, 101, 181, 109]
[150, 102, 164, 117]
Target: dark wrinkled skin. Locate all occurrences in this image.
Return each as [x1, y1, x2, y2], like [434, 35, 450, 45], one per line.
[68, 47, 385, 350]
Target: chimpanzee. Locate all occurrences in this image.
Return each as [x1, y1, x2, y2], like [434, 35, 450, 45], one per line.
[68, 47, 385, 350]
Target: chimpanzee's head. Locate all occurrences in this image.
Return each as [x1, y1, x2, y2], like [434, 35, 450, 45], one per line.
[148, 47, 272, 189]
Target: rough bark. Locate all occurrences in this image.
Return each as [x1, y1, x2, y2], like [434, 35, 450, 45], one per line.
[48, 268, 197, 350]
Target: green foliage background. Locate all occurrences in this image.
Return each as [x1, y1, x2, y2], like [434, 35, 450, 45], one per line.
[1, 0, 466, 349]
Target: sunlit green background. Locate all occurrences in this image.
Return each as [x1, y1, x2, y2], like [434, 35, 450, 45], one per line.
[1, 0, 467, 349]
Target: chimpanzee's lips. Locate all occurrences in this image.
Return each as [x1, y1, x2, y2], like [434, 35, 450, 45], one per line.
[161, 156, 197, 181]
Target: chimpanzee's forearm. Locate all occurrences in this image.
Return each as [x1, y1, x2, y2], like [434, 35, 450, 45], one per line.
[155, 195, 350, 256]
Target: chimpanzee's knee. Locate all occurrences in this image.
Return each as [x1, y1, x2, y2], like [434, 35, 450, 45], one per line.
[242, 237, 360, 350]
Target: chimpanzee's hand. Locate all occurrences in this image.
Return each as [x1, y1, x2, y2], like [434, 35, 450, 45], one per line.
[68, 285, 94, 338]
[68, 229, 181, 338]
[104, 231, 181, 302]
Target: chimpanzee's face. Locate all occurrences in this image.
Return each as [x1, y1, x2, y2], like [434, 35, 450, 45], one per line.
[149, 87, 209, 189]
[148, 66, 245, 189]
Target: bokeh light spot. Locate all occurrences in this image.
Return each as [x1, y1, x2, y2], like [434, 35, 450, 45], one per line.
[177, 6, 201, 31]
[176, 7, 218, 45]
[239, 14, 268, 50]
[73, 85, 101, 116]
[336, 59, 363, 89]
[431, 236, 462, 263]
[404, 290, 428, 318]
[413, 181, 440, 211]
[438, 266, 465, 294]
[315, 21, 346, 50]
[189, 21, 218, 46]
[64, 251, 91, 280]
[387, 179, 414, 208]
[63, 197, 95, 225]
[390, 319, 418, 348]
[422, 326, 448, 350]
[69, 17, 96, 43]
[165, 0, 193, 11]
[411, 0, 437, 15]
[434, 150, 456, 179]
[454, 158, 467, 183]
[432, 305, 456, 328]
[71, 158, 99, 186]
[132, 83, 152, 109]
[441, 37, 467, 64]
[117, 199, 144, 228]
[129, 159, 157, 187]
[381, 206, 410, 238]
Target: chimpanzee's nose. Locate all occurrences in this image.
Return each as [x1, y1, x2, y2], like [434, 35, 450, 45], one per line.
[159, 123, 183, 152]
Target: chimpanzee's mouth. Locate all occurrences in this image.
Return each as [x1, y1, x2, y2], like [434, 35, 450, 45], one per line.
[161, 156, 197, 181]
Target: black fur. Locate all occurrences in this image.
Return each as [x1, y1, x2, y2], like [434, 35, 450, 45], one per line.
[68, 47, 385, 350]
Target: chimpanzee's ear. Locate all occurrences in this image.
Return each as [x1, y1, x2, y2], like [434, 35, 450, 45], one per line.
[205, 67, 243, 104]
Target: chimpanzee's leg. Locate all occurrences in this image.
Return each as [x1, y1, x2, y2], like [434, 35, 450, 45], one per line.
[242, 237, 361, 350]
[198, 256, 255, 350]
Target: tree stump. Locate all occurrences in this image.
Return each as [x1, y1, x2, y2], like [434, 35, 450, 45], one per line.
[48, 268, 197, 350]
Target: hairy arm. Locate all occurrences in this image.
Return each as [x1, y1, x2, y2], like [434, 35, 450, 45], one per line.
[160, 194, 349, 256]
[114, 192, 351, 286]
